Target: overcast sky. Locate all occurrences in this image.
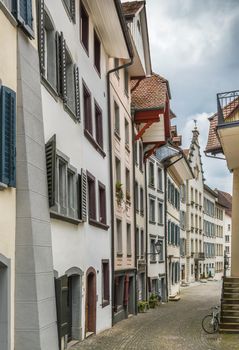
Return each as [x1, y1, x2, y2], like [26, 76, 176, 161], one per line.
[146, 0, 239, 193]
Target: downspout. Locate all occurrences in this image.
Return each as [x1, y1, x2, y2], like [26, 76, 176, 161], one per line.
[144, 159, 149, 301]
[163, 154, 184, 302]
[107, 0, 134, 326]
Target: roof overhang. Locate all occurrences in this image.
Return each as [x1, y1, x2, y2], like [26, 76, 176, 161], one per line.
[84, 0, 130, 59]
[217, 121, 239, 170]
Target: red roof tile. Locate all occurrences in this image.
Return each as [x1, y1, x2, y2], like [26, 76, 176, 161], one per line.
[131, 73, 169, 110]
[216, 190, 232, 217]
[121, 1, 145, 16]
[205, 114, 222, 154]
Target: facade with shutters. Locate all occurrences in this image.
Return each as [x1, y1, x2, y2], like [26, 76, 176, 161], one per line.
[38, 0, 133, 346]
[0, 3, 17, 350]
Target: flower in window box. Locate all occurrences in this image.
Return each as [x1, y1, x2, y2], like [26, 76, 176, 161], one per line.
[126, 190, 131, 203]
[115, 181, 124, 205]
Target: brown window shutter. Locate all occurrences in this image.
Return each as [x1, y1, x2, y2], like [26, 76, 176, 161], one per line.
[59, 32, 67, 102]
[45, 134, 56, 207]
[38, 0, 45, 75]
[74, 65, 81, 122]
[95, 105, 103, 148]
[70, 0, 75, 22]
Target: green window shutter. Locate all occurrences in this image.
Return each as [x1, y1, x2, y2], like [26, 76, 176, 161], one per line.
[81, 169, 87, 221]
[55, 275, 69, 350]
[58, 32, 67, 102]
[74, 65, 80, 122]
[0, 86, 16, 187]
[70, 0, 75, 22]
[38, 0, 45, 75]
[12, 0, 34, 37]
[45, 134, 56, 207]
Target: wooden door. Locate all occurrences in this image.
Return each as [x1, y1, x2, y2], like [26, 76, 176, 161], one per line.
[85, 269, 96, 334]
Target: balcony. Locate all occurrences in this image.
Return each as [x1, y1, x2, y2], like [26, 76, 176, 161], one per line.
[216, 90, 239, 169]
[194, 252, 205, 261]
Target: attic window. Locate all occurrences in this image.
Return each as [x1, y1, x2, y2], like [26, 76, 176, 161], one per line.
[137, 20, 141, 34]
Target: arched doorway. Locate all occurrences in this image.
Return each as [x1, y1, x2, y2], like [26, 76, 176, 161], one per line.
[85, 267, 96, 336]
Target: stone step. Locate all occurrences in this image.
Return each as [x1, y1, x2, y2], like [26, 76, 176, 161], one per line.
[220, 316, 239, 323]
[222, 299, 239, 305]
[222, 304, 239, 311]
[219, 323, 239, 330]
[224, 293, 239, 299]
[224, 288, 239, 293]
[224, 277, 239, 283]
[222, 310, 239, 317]
[219, 328, 239, 334]
[224, 282, 239, 287]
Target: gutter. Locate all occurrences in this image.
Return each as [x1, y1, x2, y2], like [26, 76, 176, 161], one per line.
[108, 0, 134, 326]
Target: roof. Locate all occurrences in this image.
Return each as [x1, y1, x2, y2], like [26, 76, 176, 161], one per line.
[131, 73, 170, 111]
[183, 149, 189, 157]
[204, 184, 218, 198]
[121, 1, 145, 17]
[216, 190, 232, 217]
[205, 114, 222, 154]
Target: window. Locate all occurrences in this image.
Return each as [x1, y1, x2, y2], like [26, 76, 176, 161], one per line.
[124, 69, 129, 96]
[134, 140, 138, 165]
[225, 235, 230, 243]
[80, 2, 89, 52]
[94, 30, 101, 74]
[157, 167, 163, 191]
[158, 201, 163, 224]
[168, 221, 171, 244]
[148, 162, 154, 187]
[125, 168, 130, 203]
[99, 182, 106, 224]
[135, 181, 139, 212]
[150, 238, 156, 262]
[13, 0, 34, 37]
[136, 228, 140, 258]
[228, 224, 231, 231]
[65, 48, 76, 114]
[114, 101, 120, 135]
[171, 222, 175, 245]
[95, 102, 103, 149]
[149, 198, 155, 223]
[180, 184, 186, 203]
[125, 118, 129, 146]
[140, 187, 144, 215]
[63, 0, 75, 21]
[114, 58, 119, 78]
[225, 246, 230, 254]
[83, 82, 92, 135]
[139, 142, 143, 171]
[115, 157, 121, 183]
[87, 172, 96, 221]
[116, 219, 122, 255]
[41, 10, 57, 89]
[127, 223, 131, 256]
[140, 230, 144, 258]
[102, 260, 109, 306]
[0, 86, 16, 188]
[180, 211, 186, 230]
[191, 264, 194, 275]
[158, 239, 163, 261]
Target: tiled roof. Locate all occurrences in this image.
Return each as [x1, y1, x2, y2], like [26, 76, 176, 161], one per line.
[121, 1, 145, 16]
[205, 114, 222, 154]
[131, 73, 169, 110]
[219, 96, 239, 120]
[217, 190, 232, 217]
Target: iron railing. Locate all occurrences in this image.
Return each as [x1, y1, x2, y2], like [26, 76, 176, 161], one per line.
[217, 90, 239, 125]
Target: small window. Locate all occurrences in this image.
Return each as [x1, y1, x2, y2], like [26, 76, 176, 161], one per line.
[87, 172, 96, 221]
[158, 202, 163, 224]
[124, 69, 129, 96]
[116, 219, 122, 255]
[114, 101, 120, 135]
[148, 162, 154, 187]
[114, 58, 119, 78]
[135, 181, 139, 212]
[127, 223, 131, 256]
[83, 83, 92, 135]
[136, 228, 140, 258]
[80, 1, 89, 52]
[95, 102, 103, 149]
[149, 198, 155, 223]
[102, 260, 109, 306]
[94, 30, 101, 74]
[140, 230, 144, 259]
[140, 187, 144, 215]
[99, 182, 106, 225]
[125, 118, 129, 146]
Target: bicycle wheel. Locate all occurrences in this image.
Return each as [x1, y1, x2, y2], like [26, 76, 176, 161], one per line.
[202, 314, 219, 334]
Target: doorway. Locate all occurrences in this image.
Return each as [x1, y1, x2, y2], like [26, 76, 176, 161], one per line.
[85, 267, 96, 336]
[0, 260, 9, 350]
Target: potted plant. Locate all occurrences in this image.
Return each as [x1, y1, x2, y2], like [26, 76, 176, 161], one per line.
[149, 293, 158, 308]
[115, 181, 124, 205]
[138, 300, 149, 313]
[126, 190, 131, 203]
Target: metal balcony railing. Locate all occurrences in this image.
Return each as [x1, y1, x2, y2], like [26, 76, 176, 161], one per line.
[217, 90, 239, 125]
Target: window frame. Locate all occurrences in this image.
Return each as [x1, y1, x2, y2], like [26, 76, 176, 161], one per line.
[102, 259, 110, 307]
[80, 1, 89, 54]
[94, 29, 101, 75]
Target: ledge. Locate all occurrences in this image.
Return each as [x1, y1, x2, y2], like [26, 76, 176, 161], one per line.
[102, 300, 110, 308]
[41, 76, 59, 101]
[89, 218, 109, 230]
[84, 129, 106, 158]
[50, 211, 82, 225]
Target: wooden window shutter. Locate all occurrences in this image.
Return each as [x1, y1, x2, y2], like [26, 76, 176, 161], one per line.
[45, 134, 56, 207]
[0, 86, 16, 187]
[80, 169, 87, 221]
[70, 0, 75, 22]
[12, 0, 34, 37]
[55, 275, 69, 350]
[74, 65, 80, 122]
[38, 0, 45, 75]
[58, 32, 67, 102]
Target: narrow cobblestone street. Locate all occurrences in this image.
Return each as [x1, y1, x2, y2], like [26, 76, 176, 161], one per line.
[72, 281, 239, 350]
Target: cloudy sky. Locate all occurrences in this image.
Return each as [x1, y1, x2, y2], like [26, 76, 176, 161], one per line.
[145, 0, 239, 193]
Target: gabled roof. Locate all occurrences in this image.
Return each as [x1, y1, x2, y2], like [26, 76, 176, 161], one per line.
[122, 1, 145, 17]
[216, 190, 232, 217]
[205, 114, 222, 154]
[131, 73, 170, 111]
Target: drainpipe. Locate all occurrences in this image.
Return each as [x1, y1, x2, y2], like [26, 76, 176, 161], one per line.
[144, 160, 149, 301]
[163, 154, 184, 302]
[107, 0, 134, 326]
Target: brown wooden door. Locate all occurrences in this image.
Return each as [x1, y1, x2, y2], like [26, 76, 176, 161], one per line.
[85, 269, 96, 334]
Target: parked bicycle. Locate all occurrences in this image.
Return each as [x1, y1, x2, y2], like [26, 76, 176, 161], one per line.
[202, 306, 220, 334]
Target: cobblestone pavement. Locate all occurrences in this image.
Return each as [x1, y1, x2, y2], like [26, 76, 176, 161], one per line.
[71, 281, 239, 350]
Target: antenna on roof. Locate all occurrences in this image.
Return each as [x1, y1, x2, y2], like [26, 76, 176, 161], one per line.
[193, 119, 197, 129]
